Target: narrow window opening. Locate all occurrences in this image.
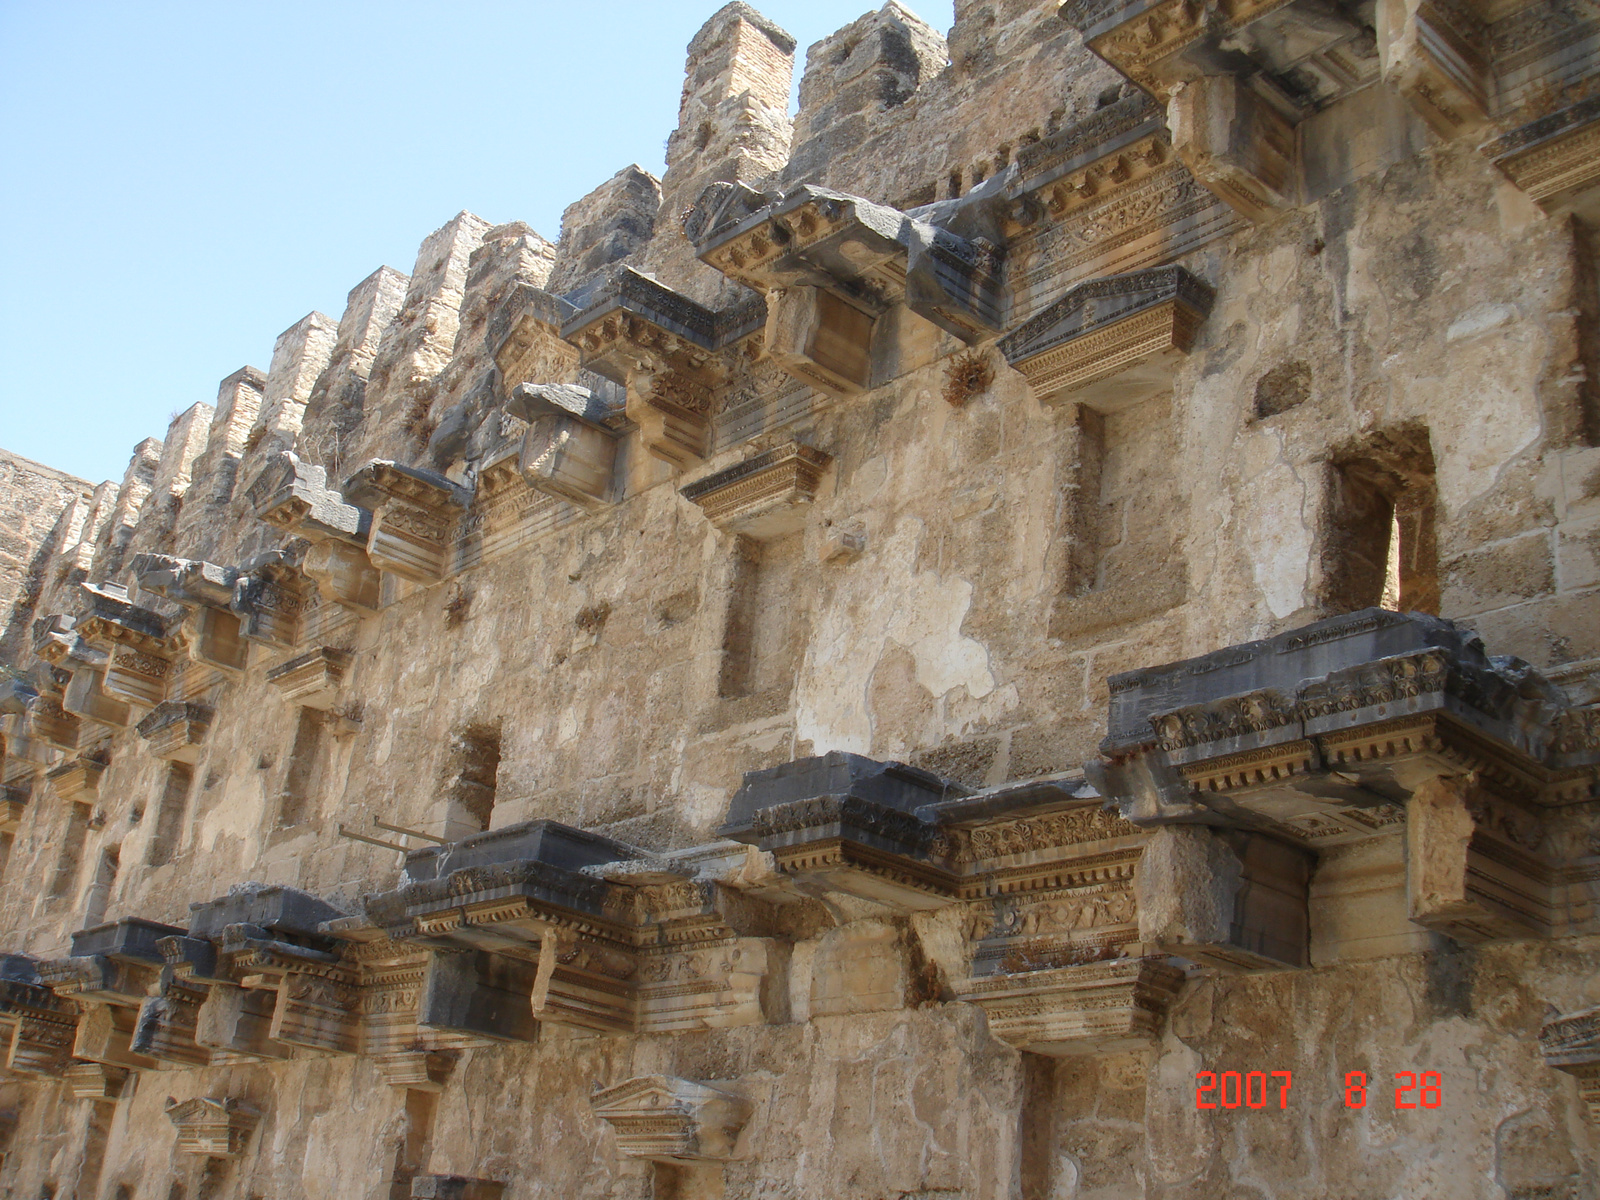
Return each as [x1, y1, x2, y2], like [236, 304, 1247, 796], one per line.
[947, 168, 964, 199]
[277, 707, 326, 828]
[442, 721, 502, 839]
[1322, 427, 1439, 615]
[146, 763, 194, 867]
[0, 832, 13, 884]
[718, 533, 804, 700]
[81, 843, 120, 929]
[386, 1089, 439, 1200]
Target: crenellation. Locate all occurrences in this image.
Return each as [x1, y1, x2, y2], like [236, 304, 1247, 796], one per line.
[3, 0, 1600, 1193]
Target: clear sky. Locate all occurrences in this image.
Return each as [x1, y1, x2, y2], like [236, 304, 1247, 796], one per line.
[0, 0, 954, 485]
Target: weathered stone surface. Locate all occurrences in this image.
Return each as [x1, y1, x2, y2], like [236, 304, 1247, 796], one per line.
[2, 0, 1600, 1195]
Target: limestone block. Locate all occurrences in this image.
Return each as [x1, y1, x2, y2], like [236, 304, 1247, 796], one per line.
[63, 1060, 127, 1102]
[546, 165, 662, 296]
[300, 539, 380, 614]
[260, 971, 359, 1055]
[764, 286, 873, 396]
[591, 1074, 753, 1162]
[508, 383, 625, 510]
[135, 701, 213, 763]
[193, 982, 288, 1060]
[1136, 825, 1311, 969]
[250, 452, 371, 546]
[0, 785, 23, 833]
[181, 605, 247, 673]
[265, 647, 352, 712]
[45, 756, 104, 803]
[69, 1001, 157, 1071]
[418, 950, 540, 1044]
[997, 266, 1214, 411]
[345, 460, 472, 585]
[679, 441, 832, 539]
[61, 667, 132, 729]
[258, 311, 339, 442]
[953, 957, 1186, 1056]
[1376, 0, 1488, 139]
[26, 694, 81, 751]
[1168, 76, 1296, 222]
[163, 1096, 259, 1159]
[1406, 773, 1548, 942]
[132, 976, 212, 1067]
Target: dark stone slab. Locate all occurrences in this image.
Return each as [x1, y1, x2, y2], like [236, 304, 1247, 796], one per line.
[187, 885, 348, 942]
[720, 752, 962, 835]
[418, 950, 540, 1044]
[70, 917, 186, 963]
[401, 819, 642, 884]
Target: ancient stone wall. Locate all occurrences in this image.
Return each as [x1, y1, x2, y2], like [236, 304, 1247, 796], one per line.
[3, 0, 1600, 1197]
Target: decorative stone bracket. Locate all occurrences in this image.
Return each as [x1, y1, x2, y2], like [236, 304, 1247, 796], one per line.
[135, 702, 214, 763]
[679, 441, 832, 539]
[0, 956, 77, 1079]
[562, 267, 766, 469]
[343, 460, 474, 586]
[71, 583, 175, 710]
[590, 1074, 754, 1162]
[488, 282, 580, 392]
[1059, 0, 1382, 220]
[164, 1096, 259, 1159]
[47, 755, 106, 803]
[250, 454, 380, 618]
[504, 382, 628, 510]
[1482, 96, 1600, 216]
[133, 554, 248, 674]
[1541, 1005, 1600, 1120]
[998, 265, 1214, 410]
[689, 183, 1003, 396]
[264, 647, 353, 711]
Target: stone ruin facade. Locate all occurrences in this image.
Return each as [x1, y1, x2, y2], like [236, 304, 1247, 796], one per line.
[3, 0, 1600, 1195]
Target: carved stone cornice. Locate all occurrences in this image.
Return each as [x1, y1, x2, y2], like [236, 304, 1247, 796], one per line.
[690, 183, 1004, 347]
[164, 1096, 259, 1159]
[998, 265, 1213, 410]
[591, 1074, 753, 1162]
[135, 701, 214, 763]
[131, 554, 240, 611]
[64, 1060, 128, 1102]
[264, 647, 352, 711]
[249, 452, 371, 547]
[1009, 93, 1174, 228]
[1483, 95, 1600, 211]
[487, 281, 580, 390]
[561, 268, 765, 469]
[679, 441, 832, 538]
[343, 460, 473, 586]
[953, 955, 1186, 1055]
[26, 692, 82, 752]
[1541, 1005, 1600, 1120]
[0, 958, 79, 1078]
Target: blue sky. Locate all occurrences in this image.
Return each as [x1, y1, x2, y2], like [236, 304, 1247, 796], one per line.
[0, 0, 954, 484]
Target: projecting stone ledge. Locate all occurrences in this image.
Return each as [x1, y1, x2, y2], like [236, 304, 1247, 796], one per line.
[679, 441, 832, 539]
[265, 647, 352, 711]
[505, 383, 626, 510]
[1483, 96, 1600, 216]
[590, 1075, 753, 1162]
[998, 266, 1214, 411]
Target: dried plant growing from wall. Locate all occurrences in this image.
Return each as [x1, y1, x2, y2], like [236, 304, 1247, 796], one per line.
[944, 350, 994, 408]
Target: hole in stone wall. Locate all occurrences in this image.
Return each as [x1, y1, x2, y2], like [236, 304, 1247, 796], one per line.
[1321, 426, 1439, 615]
[442, 721, 502, 838]
[0, 832, 12, 885]
[277, 708, 326, 828]
[145, 763, 194, 867]
[718, 533, 805, 701]
[653, 1161, 725, 1200]
[948, 168, 964, 199]
[48, 802, 90, 899]
[1252, 360, 1311, 419]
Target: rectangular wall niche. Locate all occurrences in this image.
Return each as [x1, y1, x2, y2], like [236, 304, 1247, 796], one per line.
[277, 708, 326, 829]
[1321, 427, 1439, 616]
[719, 533, 804, 702]
[442, 722, 502, 840]
[146, 762, 194, 867]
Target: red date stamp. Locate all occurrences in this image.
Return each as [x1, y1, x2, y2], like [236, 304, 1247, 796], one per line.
[1195, 1070, 1444, 1110]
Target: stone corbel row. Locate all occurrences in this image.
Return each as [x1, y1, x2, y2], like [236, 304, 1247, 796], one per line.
[559, 267, 768, 469]
[1057, 0, 1600, 221]
[686, 183, 1004, 398]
